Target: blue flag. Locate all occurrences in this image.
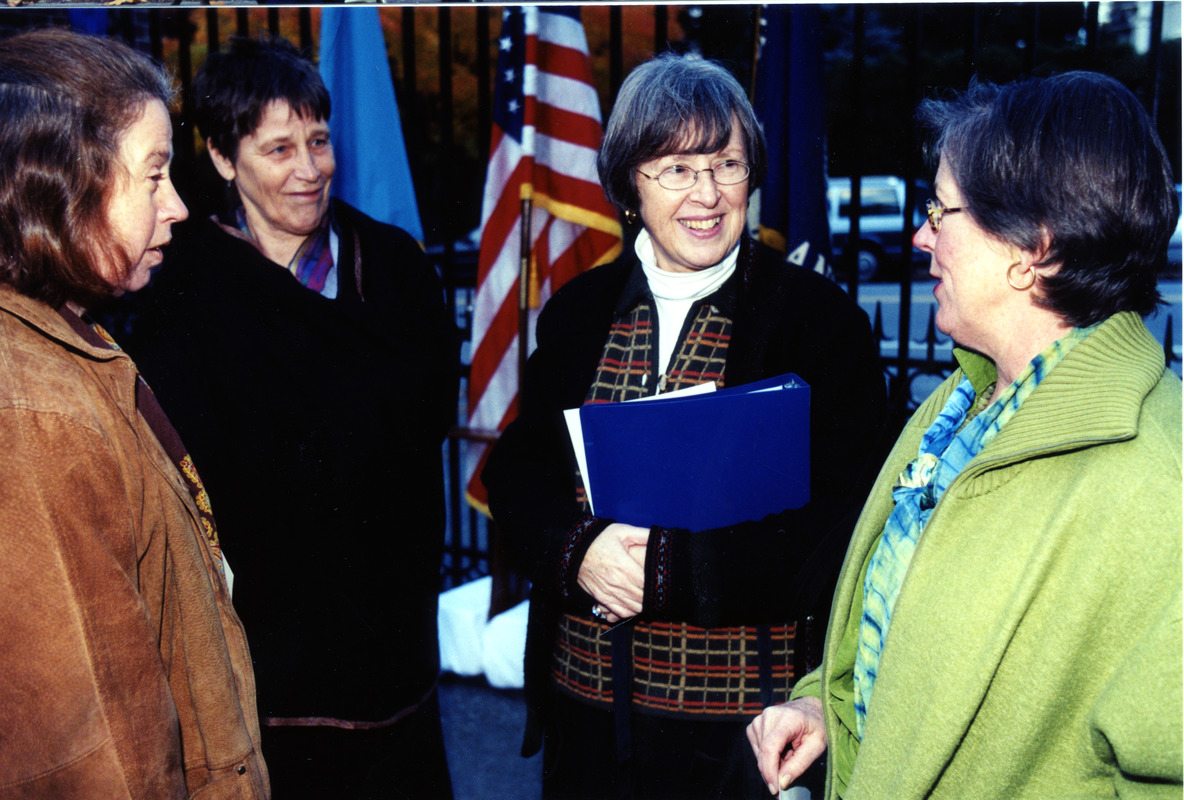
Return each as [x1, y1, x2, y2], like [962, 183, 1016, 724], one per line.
[319, 8, 423, 242]
[68, 11, 111, 37]
[752, 4, 832, 276]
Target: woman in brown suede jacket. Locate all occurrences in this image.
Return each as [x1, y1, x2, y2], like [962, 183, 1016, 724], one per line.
[0, 29, 268, 798]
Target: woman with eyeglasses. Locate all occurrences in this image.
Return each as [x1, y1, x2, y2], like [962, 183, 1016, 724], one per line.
[748, 71, 1181, 800]
[482, 52, 885, 800]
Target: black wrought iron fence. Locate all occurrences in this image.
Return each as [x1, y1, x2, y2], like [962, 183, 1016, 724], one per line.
[8, 3, 1177, 589]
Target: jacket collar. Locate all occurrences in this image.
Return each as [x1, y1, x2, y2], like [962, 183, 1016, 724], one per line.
[0, 284, 123, 364]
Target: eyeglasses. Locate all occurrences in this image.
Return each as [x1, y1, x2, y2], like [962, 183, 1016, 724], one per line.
[925, 198, 965, 232]
[637, 160, 751, 191]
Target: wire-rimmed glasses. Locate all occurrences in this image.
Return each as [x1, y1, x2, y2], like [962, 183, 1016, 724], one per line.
[637, 160, 751, 191]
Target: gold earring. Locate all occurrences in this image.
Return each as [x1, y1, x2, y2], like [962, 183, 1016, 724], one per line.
[623, 209, 639, 225]
[1007, 261, 1036, 291]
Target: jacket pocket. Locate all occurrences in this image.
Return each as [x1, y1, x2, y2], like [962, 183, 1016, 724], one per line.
[187, 755, 267, 800]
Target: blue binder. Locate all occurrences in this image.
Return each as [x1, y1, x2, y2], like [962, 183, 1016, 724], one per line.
[576, 373, 810, 531]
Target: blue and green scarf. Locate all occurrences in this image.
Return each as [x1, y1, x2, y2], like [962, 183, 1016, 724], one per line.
[852, 326, 1095, 738]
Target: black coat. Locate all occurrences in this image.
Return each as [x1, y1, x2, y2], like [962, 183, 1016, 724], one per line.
[110, 199, 459, 722]
[482, 239, 886, 753]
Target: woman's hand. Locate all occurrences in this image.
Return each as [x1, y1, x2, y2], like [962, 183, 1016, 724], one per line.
[576, 523, 649, 623]
[746, 696, 827, 796]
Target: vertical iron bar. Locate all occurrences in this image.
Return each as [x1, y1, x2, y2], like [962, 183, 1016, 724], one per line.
[963, 4, 979, 82]
[439, 6, 455, 256]
[235, 8, 249, 38]
[925, 307, 937, 362]
[267, 8, 279, 38]
[1085, 2, 1100, 70]
[146, 11, 163, 62]
[175, 10, 195, 165]
[402, 7, 417, 101]
[1149, 1, 1164, 123]
[447, 432, 463, 588]
[477, 7, 492, 187]
[517, 198, 533, 389]
[298, 7, 312, 53]
[748, 6, 762, 100]
[610, 6, 623, 96]
[1164, 316, 1175, 370]
[1025, 4, 1039, 74]
[872, 302, 886, 344]
[895, 6, 920, 420]
[846, 5, 864, 300]
[439, 8, 460, 590]
[655, 5, 668, 53]
[206, 7, 220, 53]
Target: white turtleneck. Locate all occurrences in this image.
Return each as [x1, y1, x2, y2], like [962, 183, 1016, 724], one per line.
[635, 228, 738, 379]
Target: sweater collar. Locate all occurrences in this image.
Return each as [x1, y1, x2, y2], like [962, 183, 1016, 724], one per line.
[634, 228, 739, 303]
[953, 311, 1166, 461]
[614, 234, 746, 318]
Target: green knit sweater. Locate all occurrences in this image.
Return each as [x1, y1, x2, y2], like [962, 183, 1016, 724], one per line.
[792, 311, 1183, 799]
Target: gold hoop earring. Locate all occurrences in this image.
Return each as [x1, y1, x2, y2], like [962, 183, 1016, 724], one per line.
[1007, 261, 1036, 291]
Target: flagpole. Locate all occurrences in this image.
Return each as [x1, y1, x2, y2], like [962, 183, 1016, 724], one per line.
[517, 197, 533, 395]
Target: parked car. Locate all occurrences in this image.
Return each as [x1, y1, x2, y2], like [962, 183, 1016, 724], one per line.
[827, 175, 929, 281]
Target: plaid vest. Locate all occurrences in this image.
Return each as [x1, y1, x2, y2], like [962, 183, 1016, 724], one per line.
[553, 251, 797, 719]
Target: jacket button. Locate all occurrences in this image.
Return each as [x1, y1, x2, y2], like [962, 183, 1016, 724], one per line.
[237, 765, 247, 775]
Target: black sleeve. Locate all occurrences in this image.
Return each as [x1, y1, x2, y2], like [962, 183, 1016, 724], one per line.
[482, 269, 622, 613]
[375, 227, 460, 445]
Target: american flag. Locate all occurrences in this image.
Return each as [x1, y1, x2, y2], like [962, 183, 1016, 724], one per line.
[464, 6, 622, 511]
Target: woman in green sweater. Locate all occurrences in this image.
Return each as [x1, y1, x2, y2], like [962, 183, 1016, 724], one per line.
[748, 71, 1181, 800]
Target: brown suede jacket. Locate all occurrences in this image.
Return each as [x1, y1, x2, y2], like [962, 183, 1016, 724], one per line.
[0, 285, 269, 799]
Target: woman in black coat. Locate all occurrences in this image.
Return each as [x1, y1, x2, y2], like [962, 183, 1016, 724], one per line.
[482, 52, 886, 800]
[110, 36, 458, 800]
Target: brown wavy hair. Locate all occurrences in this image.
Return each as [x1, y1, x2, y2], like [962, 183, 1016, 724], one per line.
[0, 28, 173, 307]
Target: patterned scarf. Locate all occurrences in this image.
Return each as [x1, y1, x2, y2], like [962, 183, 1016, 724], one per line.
[852, 325, 1094, 738]
[235, 206, 334, 293]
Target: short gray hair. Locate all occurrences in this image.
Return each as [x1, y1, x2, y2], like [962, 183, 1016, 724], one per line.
[597, 52, 767, 216]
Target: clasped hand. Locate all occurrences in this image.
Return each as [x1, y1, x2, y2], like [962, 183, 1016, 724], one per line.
[576, 523, 648, 624]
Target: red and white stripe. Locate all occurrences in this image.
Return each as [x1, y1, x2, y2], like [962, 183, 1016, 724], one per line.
[465, 7, 622, 511]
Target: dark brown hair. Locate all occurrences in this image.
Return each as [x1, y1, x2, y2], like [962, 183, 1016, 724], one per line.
[918, 72, 1178, 327]
[0, 28, 173, 307]
[194, 35, 331, 164]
